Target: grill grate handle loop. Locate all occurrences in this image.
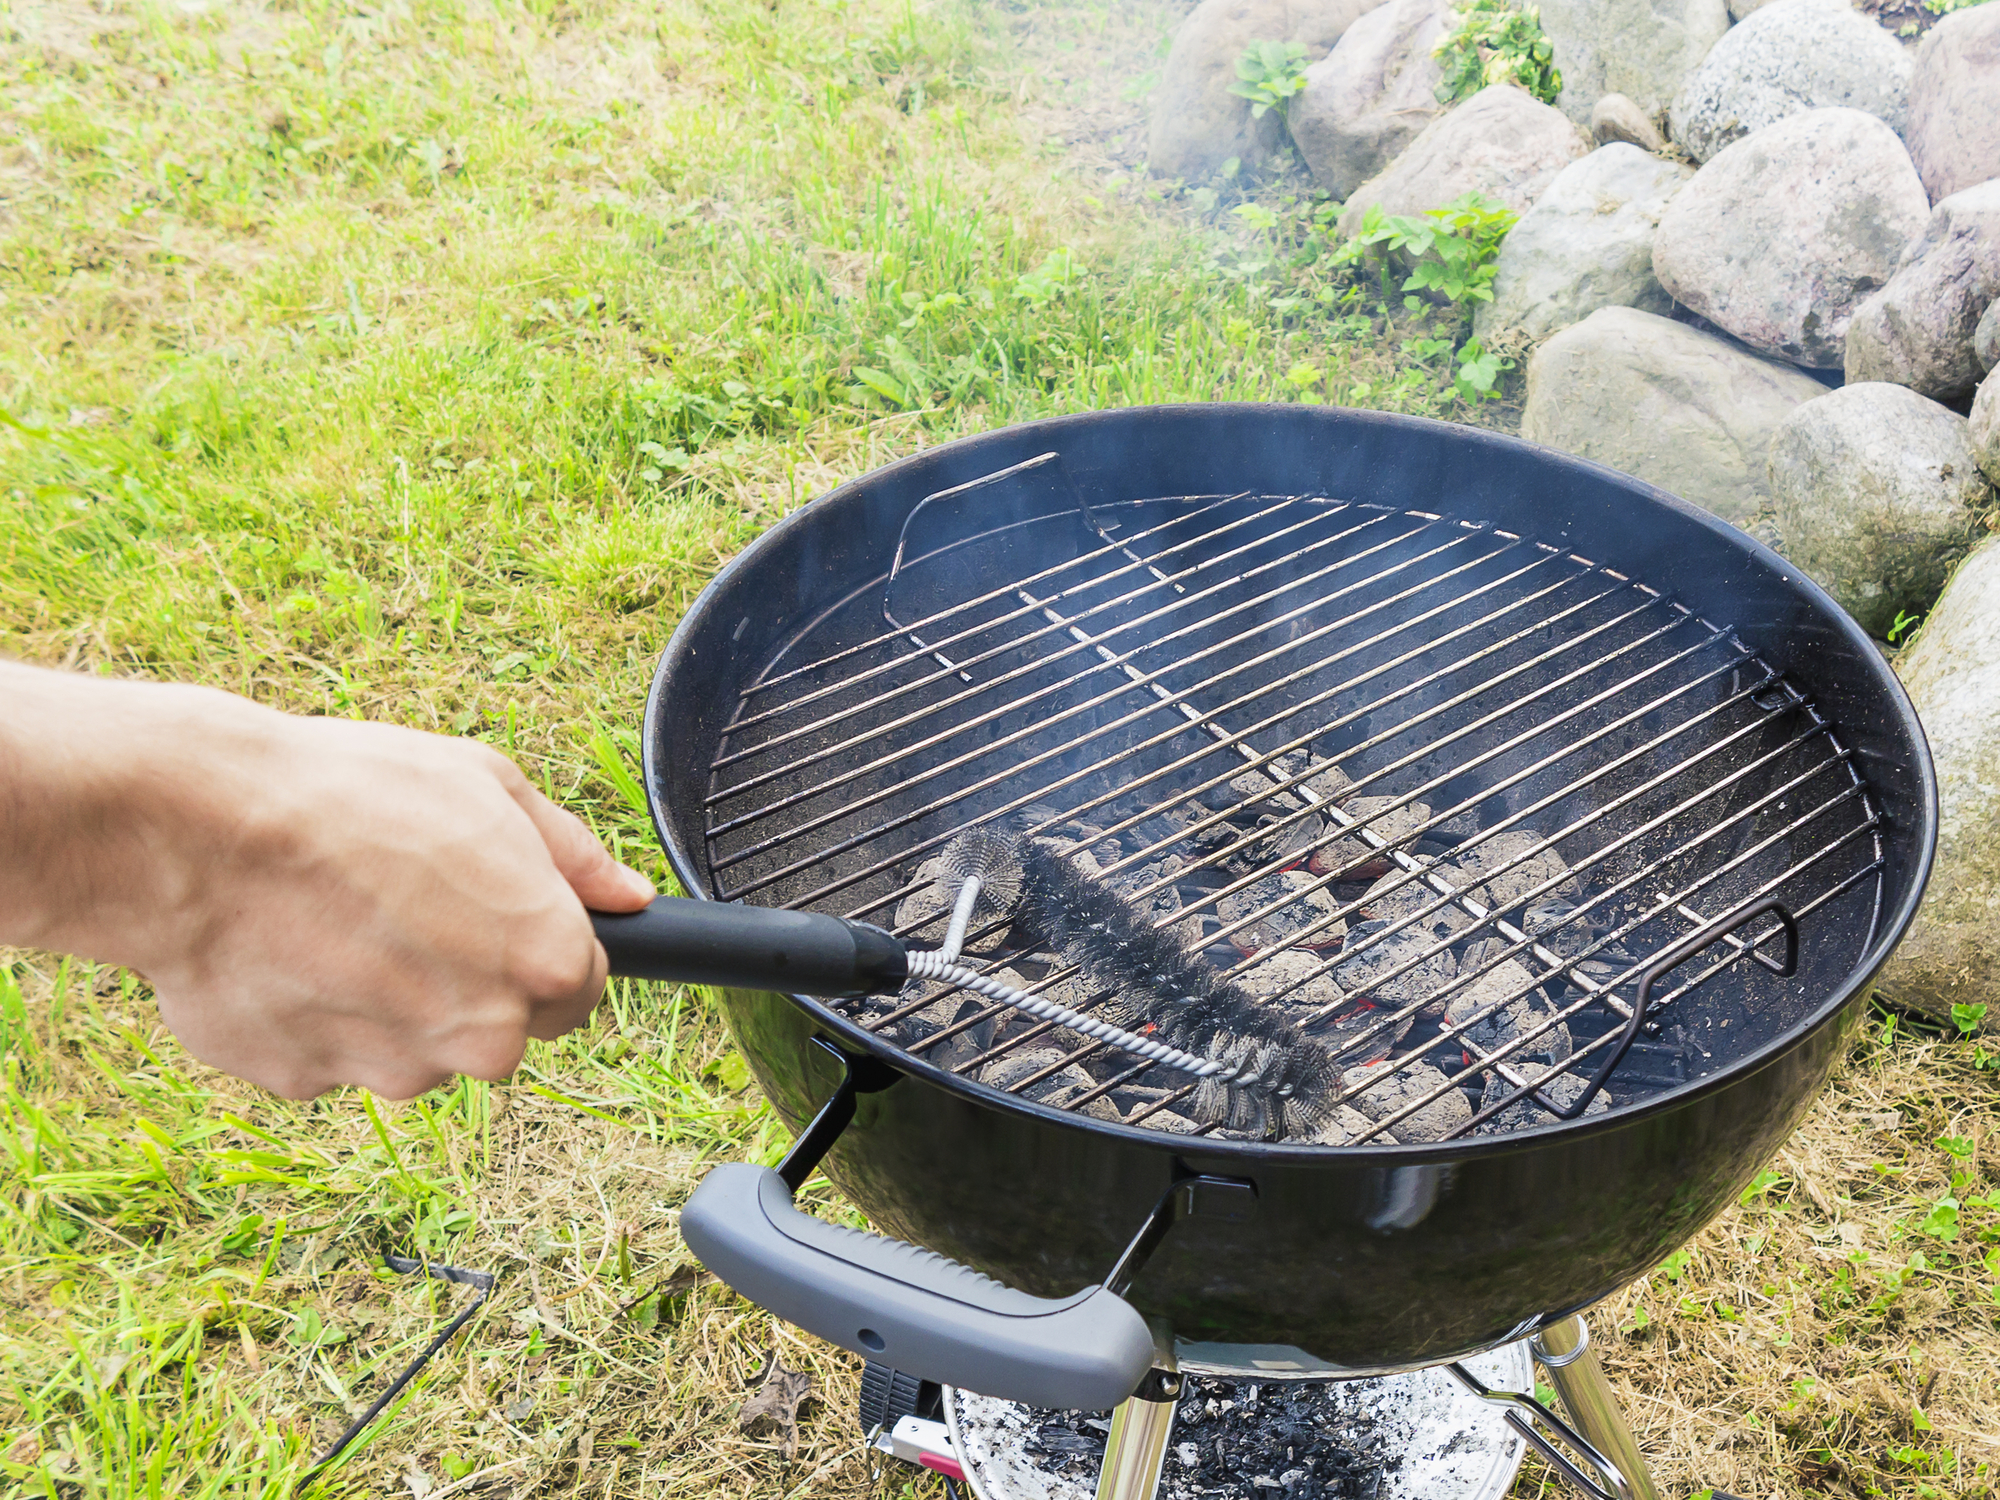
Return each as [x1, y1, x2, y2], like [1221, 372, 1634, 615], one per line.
[1545, 895, 1801, 1122]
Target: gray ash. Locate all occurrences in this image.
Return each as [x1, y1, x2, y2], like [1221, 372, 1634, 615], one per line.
[1021, 1377, 1396, 1500]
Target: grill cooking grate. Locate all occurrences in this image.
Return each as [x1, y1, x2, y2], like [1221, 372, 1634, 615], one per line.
[703, 457, 1884, 1143]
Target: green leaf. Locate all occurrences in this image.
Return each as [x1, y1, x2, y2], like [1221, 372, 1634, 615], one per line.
[1937, 1134, 1975, 1160]
[851, 366, 906, 403]
[1952, 1002, 1988, 1035]
[1920, 1197, 1961, 1240]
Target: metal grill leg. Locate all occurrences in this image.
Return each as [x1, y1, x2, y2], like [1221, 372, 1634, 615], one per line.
[1094, 1368, 1182, 1500]
[1533, 1316, 1661, 1500]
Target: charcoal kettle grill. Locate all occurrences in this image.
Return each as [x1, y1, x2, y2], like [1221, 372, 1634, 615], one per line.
[590, 405, 1935, 1500]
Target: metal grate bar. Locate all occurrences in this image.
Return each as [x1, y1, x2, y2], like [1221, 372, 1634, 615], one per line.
[708, 488, 1884, 1141]
[732, 486, 1274, 704]
[715, 496, 1364, 762]
[1342, 789, 1879, 1142]
[883, 677, 1807, 1080]
[1284, 731, 1852, 1088]
[909, 710, 1836, 1102]
[711, 535, 1581, 896]
[710, 517, 1504, 826]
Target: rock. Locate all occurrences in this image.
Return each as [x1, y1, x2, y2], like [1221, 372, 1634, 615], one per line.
[1520, 306, 1830, 528]
[1473, 144, 1694, 342]
[1534, 0, 1730, 126]
[1651, 108, 1930, 368]
[1727, 0, 1783, 18]
[1148, 0, 1394, 181]
[1291, 0, 1453, 198]
[1876, 538, 2000, 1029]
[1972, 366, 2000, 487]
[1589, 92, 1666, 152]
[1767, 383, 1991, 637]
[1338, 84, 1585, 237]
[1845, 182, 2000, 403]
[1978, 300, 2000, 375]
[1903, 4, 2000, 204]
[1666, 0, 1913, 164]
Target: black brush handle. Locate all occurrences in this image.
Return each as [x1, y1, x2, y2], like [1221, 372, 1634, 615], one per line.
[591, 897, 908, 997]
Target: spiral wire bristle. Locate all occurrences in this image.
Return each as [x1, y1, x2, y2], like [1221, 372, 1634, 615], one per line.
[909, 830, 1337, 1131]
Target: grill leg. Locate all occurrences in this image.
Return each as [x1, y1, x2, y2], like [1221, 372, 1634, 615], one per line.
[1094, 1368, 1182, 1500]
[1532, 1315, 1660, 1500]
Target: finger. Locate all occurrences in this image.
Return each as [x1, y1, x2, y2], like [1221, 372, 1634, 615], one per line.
[505, 778, 655, 912]
[365, 1067, 457, 1102]
[525, 938, 609, 1041]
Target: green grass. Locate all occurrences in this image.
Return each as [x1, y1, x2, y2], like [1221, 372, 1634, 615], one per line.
[1, 0, 1995, 1495]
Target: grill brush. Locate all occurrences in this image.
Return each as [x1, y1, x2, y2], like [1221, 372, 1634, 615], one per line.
[589, 839, 1319, 1121]
[924, 828, 1346, 1135]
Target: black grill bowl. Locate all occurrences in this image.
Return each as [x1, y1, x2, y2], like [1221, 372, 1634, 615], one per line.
[637, 404, 1934, 1373]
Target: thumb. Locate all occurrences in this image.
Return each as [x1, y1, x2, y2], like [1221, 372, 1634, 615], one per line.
[510, 783, 656, 912]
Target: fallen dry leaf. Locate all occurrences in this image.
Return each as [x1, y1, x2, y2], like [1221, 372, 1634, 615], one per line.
[737, 1347, 816, 1459]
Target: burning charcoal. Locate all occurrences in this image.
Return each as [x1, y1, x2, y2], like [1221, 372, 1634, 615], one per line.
[1054, 821, 1124, 867]
[1310, 795, 1432, 877]
[979, 1047, 1070, 1093]
[1040, 1078, 1122, 1122]
[1104, 856, 1199, 943]
[1444, 958, 1573, 1069]
[1237, 947, 1345, 1014]
[1275, 749, 1355, 806]
[1212, 770, 1307, 816]
[1306, 1102, 1399, 1146]
[1476, 1062, 1611, 1133]
[1245, 808, 1328, 871]
[1340, 1060, 1473, 1142]
[1442, 829, 1579, 911]
[1329, 916, 1459, 1010]
[1313, 994, 1412, 1066]
[1216, 870, 1345, 954]
[1523, 898, 1646, 990]
[1356, 871, 1474, 945]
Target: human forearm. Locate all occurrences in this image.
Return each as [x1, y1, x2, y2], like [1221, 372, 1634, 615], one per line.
[0, 661, 240, 965]
[0, 660, 654, 1097]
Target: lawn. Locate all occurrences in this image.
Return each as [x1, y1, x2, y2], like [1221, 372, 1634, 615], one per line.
[0, 0, 1995, 1495]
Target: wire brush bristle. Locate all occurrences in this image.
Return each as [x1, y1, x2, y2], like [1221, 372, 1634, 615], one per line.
[938, 829, 1346, 1136]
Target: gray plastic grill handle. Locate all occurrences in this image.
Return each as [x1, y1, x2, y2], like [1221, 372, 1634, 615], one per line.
[680, 1162, 1156, 1410]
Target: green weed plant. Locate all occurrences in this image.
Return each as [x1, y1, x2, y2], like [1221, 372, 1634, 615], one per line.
[1227, 39, 1311, 119]
[1433, 0, 1562, 108]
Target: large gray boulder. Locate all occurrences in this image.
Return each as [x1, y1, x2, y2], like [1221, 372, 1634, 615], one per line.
[1877, 537, 2000, 1030]
[1473, 145, 1694, 342]
[1291, 0, 1452, 199]
[1972, 366, 2000, 488]
[1845, 182, 2000, 404]
[1978, 300, 2000, 375]
[1534, 0, 1730, 126]
[1520, 307, 1830, 529]
[1651, 109, 1930, 368]
[1666, 0, 1912, 164]
[1148, 0, 1391, 181]
[1904, 4, 2000, 204]
[1338, 84, 1585, 236]
[1767, 383, 1990, 637]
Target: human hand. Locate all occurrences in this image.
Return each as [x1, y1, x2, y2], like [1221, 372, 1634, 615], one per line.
[0, 664, 655, 1098]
